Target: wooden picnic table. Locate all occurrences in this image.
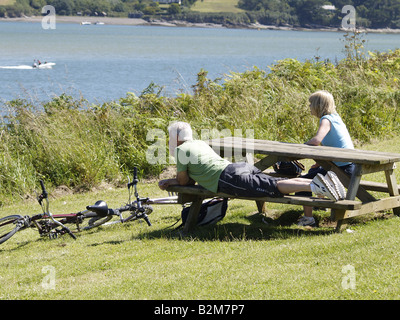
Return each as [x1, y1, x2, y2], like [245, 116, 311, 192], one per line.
[167, 137, 400, 233]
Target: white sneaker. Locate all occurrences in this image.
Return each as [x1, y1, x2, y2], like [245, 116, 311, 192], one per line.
[297, 216, 316, 227]
[325, 171, 347, 200]
[311, 173, 339, 201]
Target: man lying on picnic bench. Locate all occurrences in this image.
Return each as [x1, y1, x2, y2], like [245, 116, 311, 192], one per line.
[158, 121, 346, 202]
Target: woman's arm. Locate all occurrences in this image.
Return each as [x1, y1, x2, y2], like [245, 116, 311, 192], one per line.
[305, 118, 331, 146]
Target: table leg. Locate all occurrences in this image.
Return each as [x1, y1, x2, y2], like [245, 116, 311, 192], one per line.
[385, 169, 400, 216]
[182, 197, 204, 234]
[346, 164, 363, 200]
[254, 155, 279, 171]
[334, 164, 363, 232]
[318, 160, 375, 202]
[256, 200, 266, 214]
[331, 209, 345, 232]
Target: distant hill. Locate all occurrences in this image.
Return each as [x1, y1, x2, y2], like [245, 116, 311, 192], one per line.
[1, 0, 399, 29]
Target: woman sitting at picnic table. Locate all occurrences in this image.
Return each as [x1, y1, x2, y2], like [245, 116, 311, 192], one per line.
[296, 90, 355, 227]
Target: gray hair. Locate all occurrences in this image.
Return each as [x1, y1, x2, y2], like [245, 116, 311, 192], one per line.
[168, 121, 193, 142]
[168, 121, 193, 156]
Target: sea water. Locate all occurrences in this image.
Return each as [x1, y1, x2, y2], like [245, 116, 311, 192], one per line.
[0, 21, 399, 104]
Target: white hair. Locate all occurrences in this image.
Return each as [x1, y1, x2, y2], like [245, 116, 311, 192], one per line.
[168, 121, 193, 156]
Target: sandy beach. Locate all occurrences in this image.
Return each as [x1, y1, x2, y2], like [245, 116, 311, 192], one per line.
[1, 15, 400, 33]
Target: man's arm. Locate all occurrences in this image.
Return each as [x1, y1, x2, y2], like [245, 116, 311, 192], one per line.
[158, 170, 195, 190]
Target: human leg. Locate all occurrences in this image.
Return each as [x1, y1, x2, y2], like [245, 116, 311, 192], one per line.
[218, 162, 285, 198]
[297, 165, 353, 226]
[218, 163, 343, 200]
[276, 177, 312, 194]
[295, 166, 326, 222]
[278, 174, 342, 201]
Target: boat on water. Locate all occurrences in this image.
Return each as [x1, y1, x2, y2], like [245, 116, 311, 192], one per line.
[32, 60, 56, 69]
[0, 62, 56, 69]
[80, 21, 104, 25]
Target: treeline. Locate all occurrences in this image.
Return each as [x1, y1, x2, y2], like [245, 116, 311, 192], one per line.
[237, 0, 400, 28]
[0, 0, 195, 18]
[1, 0, 400, 29]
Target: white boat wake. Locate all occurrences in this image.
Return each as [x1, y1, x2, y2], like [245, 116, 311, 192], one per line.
[0, 62, 56, 69]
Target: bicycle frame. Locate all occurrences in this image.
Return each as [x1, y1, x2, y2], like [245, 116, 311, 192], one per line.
[94, 167, 156, 227]
[31, 180, 77, 239]
[0, 181, 78, 242]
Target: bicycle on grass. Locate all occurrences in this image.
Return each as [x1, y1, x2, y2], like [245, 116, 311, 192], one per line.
[87, 167, 154, 227]
[0, 180, 77, 245]
[0, 167, 155, 245]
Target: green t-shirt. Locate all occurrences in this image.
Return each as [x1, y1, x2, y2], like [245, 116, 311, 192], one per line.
[175, 140, 230, 192]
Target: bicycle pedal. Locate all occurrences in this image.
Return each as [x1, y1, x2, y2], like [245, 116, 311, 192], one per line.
[48, 231, 59, 239]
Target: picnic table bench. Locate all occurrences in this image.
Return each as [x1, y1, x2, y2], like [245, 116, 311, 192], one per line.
[166, 137, 400, 234]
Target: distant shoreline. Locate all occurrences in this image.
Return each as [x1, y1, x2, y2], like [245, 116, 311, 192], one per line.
[1, 15, 400, 33]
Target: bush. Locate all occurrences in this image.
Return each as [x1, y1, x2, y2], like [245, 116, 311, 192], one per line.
[1, 43, 400, 204]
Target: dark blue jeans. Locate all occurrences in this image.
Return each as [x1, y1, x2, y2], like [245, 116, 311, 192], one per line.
[296, 163, 355, 197]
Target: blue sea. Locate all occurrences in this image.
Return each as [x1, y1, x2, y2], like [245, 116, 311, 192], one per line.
[1, 21, 399, 104]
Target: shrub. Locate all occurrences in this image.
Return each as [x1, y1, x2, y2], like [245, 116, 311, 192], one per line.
[1, 45, 400, 204]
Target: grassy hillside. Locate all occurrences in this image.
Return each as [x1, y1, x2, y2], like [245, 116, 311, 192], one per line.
[191, 0, 244, 13]
[0, 0, 15, 5]
[1, 136, 400, 300]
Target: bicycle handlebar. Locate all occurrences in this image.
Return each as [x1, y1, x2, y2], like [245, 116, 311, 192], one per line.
[39, 180, 48, 198]
[127, 166, 139, 189]
[142, 214, 151, 226]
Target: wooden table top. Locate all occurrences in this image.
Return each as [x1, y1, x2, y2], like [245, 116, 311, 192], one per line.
[208, 137, 400, 165]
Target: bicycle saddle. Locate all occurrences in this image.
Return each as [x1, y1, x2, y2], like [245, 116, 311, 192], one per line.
[86, 200, 109, 217]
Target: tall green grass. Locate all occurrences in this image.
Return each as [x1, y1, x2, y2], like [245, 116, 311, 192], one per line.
[1, 33, 400, 204]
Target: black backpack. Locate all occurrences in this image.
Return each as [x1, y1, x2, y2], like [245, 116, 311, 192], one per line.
[180, 198, 228, 228]
[273, 160, 305, 176]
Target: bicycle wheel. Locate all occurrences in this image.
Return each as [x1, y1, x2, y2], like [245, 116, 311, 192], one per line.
[0, 215, 24, 244]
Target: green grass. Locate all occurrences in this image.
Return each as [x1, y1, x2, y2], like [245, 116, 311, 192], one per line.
[1, 137, 400, 300]
[1, 40, 400, 300]
[191, 0, 244, 13]
[0, 0, 15, 5]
